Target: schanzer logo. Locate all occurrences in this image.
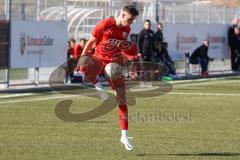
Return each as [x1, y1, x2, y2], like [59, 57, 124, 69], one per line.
[19, 33, 54, 55]
[20, 32, 27, 55]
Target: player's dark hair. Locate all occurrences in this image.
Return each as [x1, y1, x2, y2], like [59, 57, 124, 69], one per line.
[69, 38, 76, 44]
[144, 19, 151, 24]
[122, 5, 139, 16]
[79, 38, 87, 42]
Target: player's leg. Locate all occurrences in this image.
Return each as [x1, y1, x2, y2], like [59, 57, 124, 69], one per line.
[79, 57, 108, 100]
[109, 77, 133, 151]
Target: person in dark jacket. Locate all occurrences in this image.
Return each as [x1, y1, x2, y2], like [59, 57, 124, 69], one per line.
[154, 22, 164, 51]
[138, 20, 155, 82]
[190, 40, 213, 76]
[155, 22, 163, 42]
[155, 42, 176, 76]
[232, 27, 240, 70]
[138, 19, 155, 62]
[228, 18, 240, 71]
[66, 38, 76, 83]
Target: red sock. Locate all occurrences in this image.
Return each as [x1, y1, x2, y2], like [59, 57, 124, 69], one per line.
[118, 104, 128, 130]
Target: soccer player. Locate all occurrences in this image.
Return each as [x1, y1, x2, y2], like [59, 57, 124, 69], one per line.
[73, 38, 87, 59]
[77, 5, 139, 151]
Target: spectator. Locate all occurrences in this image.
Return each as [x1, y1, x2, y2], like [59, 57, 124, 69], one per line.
[228, 17, 240, 71]
[70, 38, 88, 83]
[68, 38, 75, 59]
[66, 38, 87, 83]
[138, 19, 155, 82]
[155, 42, 176, 76]
[154, 22, 164, 53]
[66, 38, 76, 83]
[73, 38, 87, 60]
[154, 22, 163, 42]
[138, 19, 155, 62]
[233, 27, 240, 71]
[190, 40, 214, 76]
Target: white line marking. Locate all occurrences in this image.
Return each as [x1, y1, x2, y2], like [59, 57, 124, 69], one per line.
[1, 78, 240, 105]
[169, 92, 240, 96]
[168, 78, 218, 84]
[129, 86, 159, 92]
[1, 91, 240, 106]
[168, 76, 240, 84]
[0, 95, 78, 105]
[0, 93, 34, 99]
[174, 80, 240, 87]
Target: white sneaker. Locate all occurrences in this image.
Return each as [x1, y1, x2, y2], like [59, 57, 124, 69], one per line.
[120, 136, 133, 151]
[94, 82, 108, 100]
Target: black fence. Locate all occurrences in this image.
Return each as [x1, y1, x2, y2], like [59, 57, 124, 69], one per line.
[0, 20, 9, 69]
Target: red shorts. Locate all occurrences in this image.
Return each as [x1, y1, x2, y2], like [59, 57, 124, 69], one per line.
[80, 55, 125, 90]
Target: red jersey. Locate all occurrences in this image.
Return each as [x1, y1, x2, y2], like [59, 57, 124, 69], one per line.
[92, 17, 131, 63]
[122, 43, 138, 61]
[73, 44, 83, 59]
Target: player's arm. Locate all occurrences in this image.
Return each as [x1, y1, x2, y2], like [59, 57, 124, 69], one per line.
[77, 36, 96, 67]
[77, 19, 106, 67]
[81, 35, 97, 56]
[83, 18, 107, 56]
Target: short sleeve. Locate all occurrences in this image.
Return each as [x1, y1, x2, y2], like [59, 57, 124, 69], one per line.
[92, 19, 108, 40]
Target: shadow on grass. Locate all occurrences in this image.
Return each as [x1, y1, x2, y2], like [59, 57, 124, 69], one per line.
[136, 152, 240, 157]
[81, 120, 109, 124]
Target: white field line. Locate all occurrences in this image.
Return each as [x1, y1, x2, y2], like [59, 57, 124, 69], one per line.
[174, 79, 240, 88]
[1, 91, 240, 105]
[0, 93, 34, 99]
[0, 79, 239, 104]
[168, 76, 240, 84]
[0, 95, 78, 105]
[168, 78, 223, 84]
[169, 92, 240, 96]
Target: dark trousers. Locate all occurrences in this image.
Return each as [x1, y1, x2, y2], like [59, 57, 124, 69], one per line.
[142, 51, 153, 81]
[231, 48, 239, 71]
[199, 58, 209, 73]
[66, 58, 78, 82]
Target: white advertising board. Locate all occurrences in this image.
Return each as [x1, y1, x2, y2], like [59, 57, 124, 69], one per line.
[10, 20, 68, 68]
[131, 22, 230, 60]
